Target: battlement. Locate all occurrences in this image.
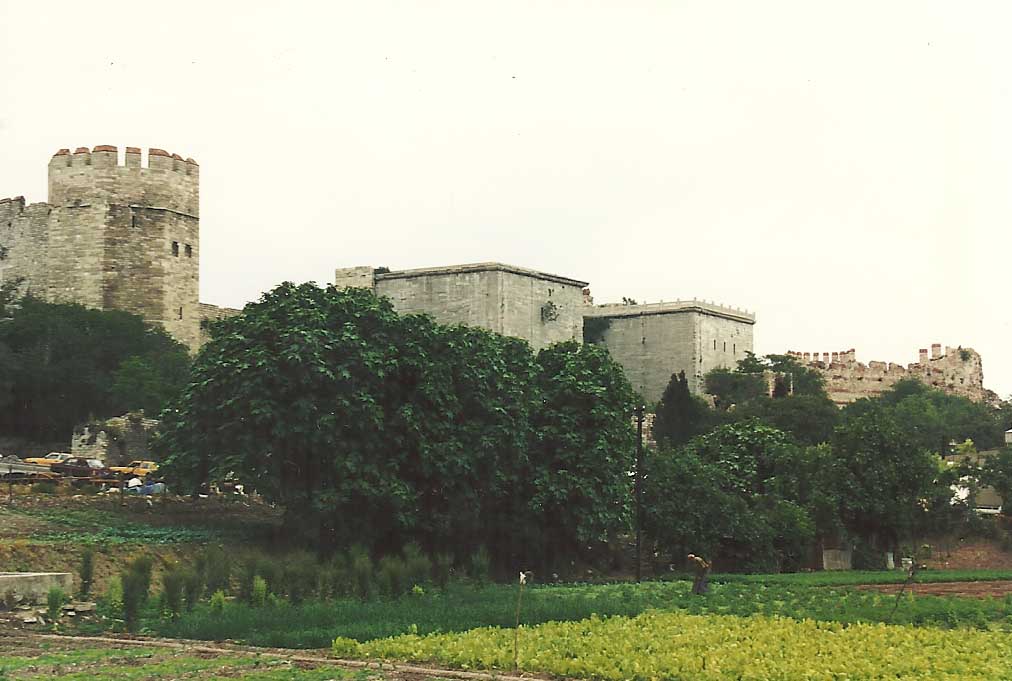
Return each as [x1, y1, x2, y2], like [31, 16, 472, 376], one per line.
[586, 299, 756, 324]
[0, 196, 27, 214]
[48, 145, 199, 216]
[50, 146, 198, 173]
[784, 344, 989, 405]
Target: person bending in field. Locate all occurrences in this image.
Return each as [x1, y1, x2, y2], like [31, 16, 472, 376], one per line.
[688, 553, 710, 595]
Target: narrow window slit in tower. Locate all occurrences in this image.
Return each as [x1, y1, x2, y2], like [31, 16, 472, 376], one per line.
[178, 307, 183, 320]
[131, 214, 137, 229]
[172, 241, 179, 257]
[185, 244, 192, 258]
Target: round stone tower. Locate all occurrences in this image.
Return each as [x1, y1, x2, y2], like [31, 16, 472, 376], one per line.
[46, 146, 201, 350]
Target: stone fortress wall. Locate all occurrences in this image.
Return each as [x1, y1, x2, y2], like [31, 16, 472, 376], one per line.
[585, 300, 756, 403]
[1, 147, 239, 351]
[338, 264, 756, 404]
[4, 149, 996, 411]
[336, 263, 587, 351]
[786, 344, 992, 406]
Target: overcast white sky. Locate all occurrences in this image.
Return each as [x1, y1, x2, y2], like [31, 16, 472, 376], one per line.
[2, 1, 1010, 396]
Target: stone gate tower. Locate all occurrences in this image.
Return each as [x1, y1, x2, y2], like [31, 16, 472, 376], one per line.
[1, 146, 202, 350]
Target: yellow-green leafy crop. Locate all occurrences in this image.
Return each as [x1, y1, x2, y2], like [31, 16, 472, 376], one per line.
[345, 611, 1012, 680]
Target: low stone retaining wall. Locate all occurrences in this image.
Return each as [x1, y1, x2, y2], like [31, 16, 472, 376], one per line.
[0, 572, 74, 604]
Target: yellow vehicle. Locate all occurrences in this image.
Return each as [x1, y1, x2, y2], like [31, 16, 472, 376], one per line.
[109, 460, 160, 478]
[23, 452, 73, 467]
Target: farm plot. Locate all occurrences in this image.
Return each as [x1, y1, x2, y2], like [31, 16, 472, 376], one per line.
[342, 610, 1012, 681]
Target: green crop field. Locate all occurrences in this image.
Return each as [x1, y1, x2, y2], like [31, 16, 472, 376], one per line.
[150, 575, 1012, 649]
[341, 610, 1012, 681]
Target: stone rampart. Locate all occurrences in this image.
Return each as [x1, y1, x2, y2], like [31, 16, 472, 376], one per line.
[587, 300, 756, 403]
[2, 147, 206, 351]
[48, 146, 198, 216]
[336, 262, 587, 351]
[785, 345, 992, 405]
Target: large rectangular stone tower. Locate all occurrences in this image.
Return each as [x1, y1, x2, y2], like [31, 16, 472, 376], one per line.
[585, 300, 756, 404]
[2, 146, 206, 351]
[335, 263, 587, 351]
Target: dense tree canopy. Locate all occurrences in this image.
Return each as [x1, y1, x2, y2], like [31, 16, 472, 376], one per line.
[157, 283, 637, 570]
[644, 420, 815, 572]
[0, 297, 190, 440]
[652, 370, 715, 447]
[531, 341, 637, 564]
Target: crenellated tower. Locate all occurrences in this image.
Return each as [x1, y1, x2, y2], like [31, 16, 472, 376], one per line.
[1, 145, 202, 350]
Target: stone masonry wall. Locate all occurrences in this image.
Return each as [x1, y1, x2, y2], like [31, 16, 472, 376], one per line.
[71, 413, 159, 466]
[337, 263, 587, 351]
[198, 302, 243, 345]
[0, 197, 49, 297]
[586, 301, 756, 403]
[786, 344, 992, 406]
[2, 146, 203, 351]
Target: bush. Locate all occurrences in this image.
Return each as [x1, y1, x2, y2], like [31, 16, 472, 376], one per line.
[121, 555, 154, 631]
[161, 562, 185, 618]
[30, 481, 57, 495]
[238, 552, 282, 604]
[181, 566, 202, 611]
[46, 586, 66, 621]
[433, 552, 453, 590]
[209, 589, 227, 613]
[331, 636, 362, 657]
[403, 543, 432, 589]
[322, 554, 349, 599]
[105, 576, 123, 612]
[251, 575, 268, 607]
[377, 555, 409, 598]
[469, 546, 491, 584]
[202, 546, 231, 596]
[283, 551, 320, 604]
[852, 540, 888, 571]
[78, 547, 95, 599]
[348, 545, 374, 601]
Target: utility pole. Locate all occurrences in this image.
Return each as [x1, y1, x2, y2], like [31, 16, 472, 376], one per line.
[634, 404, 645, 582]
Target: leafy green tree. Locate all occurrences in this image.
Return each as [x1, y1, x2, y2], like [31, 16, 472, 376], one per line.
[830, 400, 944, 550]
[159, 283, 434, 550]
[704, 368, 766, 410]
[732, 394, 839, 446]
[653, 370, 715, 447]
[881, 378, 1005, 451]
[0, 297, 190, 439]
[158, 284, 636, 569]
[762, 354, 828, 398]
[980, 448, 1012, 515]
[644, 420, 815, 572]
[530, 341, 636, 569]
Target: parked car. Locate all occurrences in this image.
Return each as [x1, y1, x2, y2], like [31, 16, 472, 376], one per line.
[23, 452, 73, 467]
[109, 460, 160, 478]
[0, 454, 59, 481]
[51, 457, 114, 479]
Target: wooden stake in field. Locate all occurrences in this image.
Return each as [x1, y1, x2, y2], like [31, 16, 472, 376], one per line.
[514, 570, 527, 672]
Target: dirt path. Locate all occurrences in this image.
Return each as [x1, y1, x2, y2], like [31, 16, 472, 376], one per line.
[856, 580, 1012, 598]
[0, 630, 542, 681]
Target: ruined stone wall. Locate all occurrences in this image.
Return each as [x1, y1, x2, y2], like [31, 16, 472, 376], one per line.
[0, 197, 49, 297]
[71, 413, 159, 466]
[198, 302, 243, 345]
[1, 146, 203, 351]
[786, 344, 991, 406]
[586, 301, 756, 403]
[337, 263, 587, 351]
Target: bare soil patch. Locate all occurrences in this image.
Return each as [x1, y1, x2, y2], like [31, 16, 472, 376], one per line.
[857, 580, 1012, 598]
